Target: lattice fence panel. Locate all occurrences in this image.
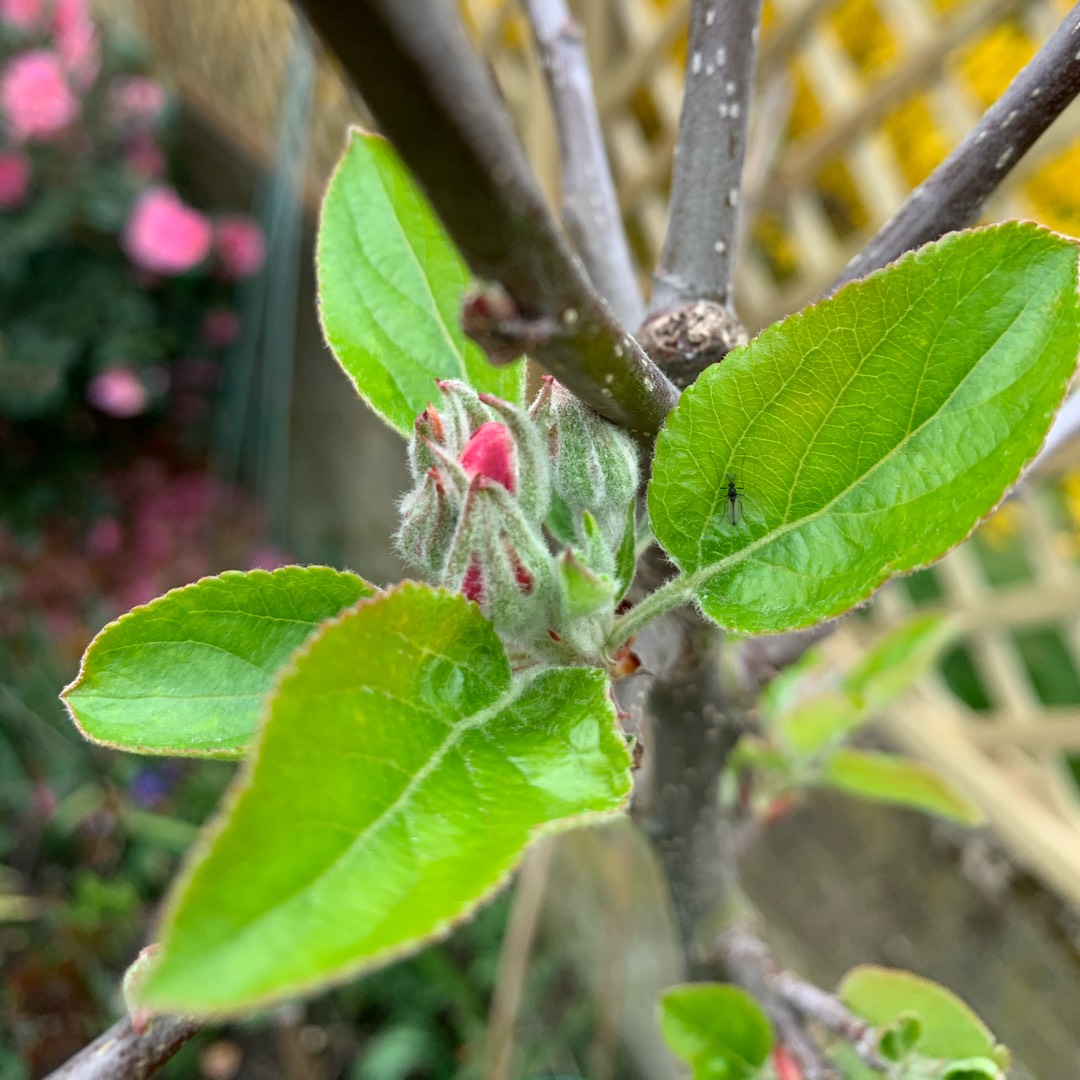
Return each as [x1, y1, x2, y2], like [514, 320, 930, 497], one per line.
[827, 485, 1080, 909]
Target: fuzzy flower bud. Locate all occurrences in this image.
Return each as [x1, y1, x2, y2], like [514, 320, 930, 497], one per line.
[443, 477, 554, 645]
[408, 403, 447, 482]
[399, 385, 561, 652]
[406, 380, 489, 482]
[435, 379, 492, 450]
[479, 392, 550, 523]
[406, 381, 549, 519]
[394, 467, 459, 576]
[530, 376, 638, 548]
[460, 421, 516, 492]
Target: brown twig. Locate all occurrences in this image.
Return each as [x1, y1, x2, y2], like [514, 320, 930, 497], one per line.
[651, 0, 765, 316]
[524, 0, 644, 329]
[43, 1014, 200, 1080]
[834, 1, 1080, 290]
[634, 610, 747, 960]
[294, 0, 677, 437]
[715, 921, 887, 1077]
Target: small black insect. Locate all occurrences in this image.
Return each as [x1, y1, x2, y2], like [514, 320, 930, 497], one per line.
[726, 471, 743, 525]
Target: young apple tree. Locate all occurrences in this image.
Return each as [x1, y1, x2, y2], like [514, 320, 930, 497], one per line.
[55, 1, 1080, 1077]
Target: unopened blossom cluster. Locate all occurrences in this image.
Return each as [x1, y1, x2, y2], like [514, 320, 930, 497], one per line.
[396, 378, 639, 663]
[0, 0, 268, 420]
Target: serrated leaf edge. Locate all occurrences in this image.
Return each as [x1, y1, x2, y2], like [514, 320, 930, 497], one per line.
[60, 565, 374, 758]
[653, 221, 1080, 635]
[315, 128, 524, 436]
[138, 582, 631, 1017]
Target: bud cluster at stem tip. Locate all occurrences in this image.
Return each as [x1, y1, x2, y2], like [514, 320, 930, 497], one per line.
[395, 377, 639, 663]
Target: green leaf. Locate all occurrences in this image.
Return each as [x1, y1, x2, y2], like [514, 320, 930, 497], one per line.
[62, 567, 373, 759]
[614, 501, 638, 601]
[649, 223, 1080, 634]
[731, 735, 791, 776]
[317, 129, 524, 435]
[878, 1013, 922, 1062]
[942, 1059, 1006, 1080]
[775, 692, 862, 756]
[820, 748, 982, 825]
[759, 647, 828, 722]
[839, 966, 1008, 1068]
[843, 613, 955, 716]
[138, 584, 631, 1015]
[659, 983, 773, 1079]
[558, 550, 613, 619]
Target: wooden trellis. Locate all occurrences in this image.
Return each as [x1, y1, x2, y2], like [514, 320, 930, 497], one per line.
[828, 486, 1080, 911]
[99, 0, 1080, 908]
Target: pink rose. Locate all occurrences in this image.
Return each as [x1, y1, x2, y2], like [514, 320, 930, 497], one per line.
[86, 367, 148, 418]
[0, 149, 30, 210]
[1, 50, 79, 142]
[109, 75, 167, 128]
[123, 187, 213, 275]
[213, 215, 266, 279]
[0, 0, 45, 31]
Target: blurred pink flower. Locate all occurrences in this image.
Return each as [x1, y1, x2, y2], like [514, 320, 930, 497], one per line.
[109, 75, 167, 128]
[214, 215, 266, 279]
[0, 0, 45, 31]
[50, 0, 86, 34]
[246, 546, 290, 572]
[0, 149, 30, 209]
[173, 355, 220, 390]
[1, 50, 79, 142]
[86, 367, 148, 418]
[201, 307, 241, 348]
[125, 136, 165, 181]
[85, 517, 124, 556]
[52, 0, 98, 87]
[123, 187, 213, 275]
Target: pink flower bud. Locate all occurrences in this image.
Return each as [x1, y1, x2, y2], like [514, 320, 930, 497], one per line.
[435, 378, 491, 447]
[461, 556, 484, 603]
[773, 1046, 803, 1080]
[1, 50, 79, 142]
[123, 187, 213, 276]
[443, 477, 555, 649]
[0, 149, 30, 210]
[407, 405, 447, 482]
[505, 537, 535, 594]
[460, 421, 516, 493]
[214, 215, 266, 279]
[395, 466, 459, 575]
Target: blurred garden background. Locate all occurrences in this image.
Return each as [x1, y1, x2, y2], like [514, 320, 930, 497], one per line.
[4, 0, 1080, 1077]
